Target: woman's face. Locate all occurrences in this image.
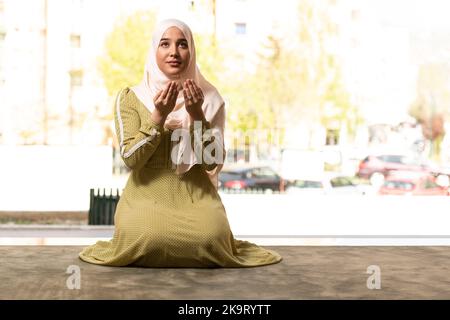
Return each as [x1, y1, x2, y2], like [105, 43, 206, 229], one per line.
[156, 26, 190, 78]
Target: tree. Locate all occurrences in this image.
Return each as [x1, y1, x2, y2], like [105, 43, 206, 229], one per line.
[295, 0, 363, 143]
[193, 33, 225, 89]
[98, 11, 156, 97]
[409, 63, 450, 162]
[321, 65, 363, 139]
[222, 0, 363, 146]
[218, 34, 300, 148]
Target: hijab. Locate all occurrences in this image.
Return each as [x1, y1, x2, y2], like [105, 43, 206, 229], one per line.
[130, 19, 225, 189]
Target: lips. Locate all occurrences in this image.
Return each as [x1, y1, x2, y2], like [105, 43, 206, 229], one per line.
[167, 61, 181, 66]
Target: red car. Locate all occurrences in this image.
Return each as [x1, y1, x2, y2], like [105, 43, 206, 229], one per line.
[378, 171, 449, 196]
[357, 154, 428, 183]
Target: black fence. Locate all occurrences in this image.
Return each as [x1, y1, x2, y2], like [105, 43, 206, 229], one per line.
[88, 188, 121, 225]
[218, 188, 283, 194]
[88, 187, 282, 225]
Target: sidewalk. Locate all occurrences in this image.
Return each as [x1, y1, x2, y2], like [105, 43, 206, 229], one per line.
[3, 225, 450, 245]
[1, 245, 450, 299]
[0, 211, 87, 225]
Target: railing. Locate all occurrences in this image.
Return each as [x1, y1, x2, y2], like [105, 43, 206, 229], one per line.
[87, 187, 283, 225]
[88, 188, 121, 225]
[218, 188, 283, 194]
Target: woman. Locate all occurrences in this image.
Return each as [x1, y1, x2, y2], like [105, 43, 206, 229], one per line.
[79, 19, 282, 268]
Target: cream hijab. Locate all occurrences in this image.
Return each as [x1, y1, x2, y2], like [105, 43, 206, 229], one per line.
[130, 19, 225, 189]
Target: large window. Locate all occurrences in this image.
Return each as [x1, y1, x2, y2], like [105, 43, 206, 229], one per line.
[0, 28, 5, 87]
[70, 34, 81, 48]
[69, 70, 83, 87]
[234, 22, 247, 35]
[326, 129, 339, 145]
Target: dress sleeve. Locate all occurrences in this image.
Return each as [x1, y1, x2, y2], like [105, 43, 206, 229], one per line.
[114, 88, 164, 170]
[189, 102, 226, 172]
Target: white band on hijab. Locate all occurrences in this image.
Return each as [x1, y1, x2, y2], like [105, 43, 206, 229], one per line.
[130, 19, 225, 188]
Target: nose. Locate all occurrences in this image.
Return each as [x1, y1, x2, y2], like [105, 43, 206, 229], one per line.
[169, 43, 179, 57]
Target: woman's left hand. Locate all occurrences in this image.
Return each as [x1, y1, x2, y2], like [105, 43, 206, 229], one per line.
[183, 79, 205, 121]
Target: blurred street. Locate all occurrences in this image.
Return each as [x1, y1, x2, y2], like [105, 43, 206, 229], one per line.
[2, 194, 450, 245]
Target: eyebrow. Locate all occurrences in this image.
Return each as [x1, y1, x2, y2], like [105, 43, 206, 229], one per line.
[160, 38, 188, 42]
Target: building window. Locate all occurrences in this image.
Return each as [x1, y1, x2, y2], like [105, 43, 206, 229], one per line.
[351, 37, 359, 48]
[71, 0, 83, 8]
[351, 9, 360, 21]
[326, 129, 339, 145]
[70, 70, 83, 87]
[0, 72, 5, 86]
[234, 22, 247, 35]
[186, 0, 195, 11]
[0, 31, 5, 72]
[70, 34, 81, 48]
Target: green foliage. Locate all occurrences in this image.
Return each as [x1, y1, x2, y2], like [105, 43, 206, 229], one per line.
[193, 33, 224, 87]
[222, 0, 363, 142]
[295, 0, 363, 140]
[321, 68, 364, 137]
[220, 35, 299, 135]
[97, 11, 156, 96]
[96, 3, 364, 146]
[409, 63, 450, 161]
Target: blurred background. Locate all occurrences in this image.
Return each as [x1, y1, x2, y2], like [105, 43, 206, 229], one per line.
[1, 0, 450, 232]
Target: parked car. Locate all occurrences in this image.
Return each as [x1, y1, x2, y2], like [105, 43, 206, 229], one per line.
[357, 154, 429, 185]
[423, 162, 450, 183]
[218, 165, 281, 191]
[285, 173, 373, 196]
[378, 171, 449, 196]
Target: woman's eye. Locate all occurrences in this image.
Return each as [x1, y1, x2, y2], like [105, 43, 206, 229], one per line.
[179, 42, 188, 48]
[160, 42, 169, 47]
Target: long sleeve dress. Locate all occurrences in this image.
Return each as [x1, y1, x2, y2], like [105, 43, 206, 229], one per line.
[78, 87, 283, 268]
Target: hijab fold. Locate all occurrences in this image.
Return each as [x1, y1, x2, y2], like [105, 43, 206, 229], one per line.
[130, 19, 225, 189]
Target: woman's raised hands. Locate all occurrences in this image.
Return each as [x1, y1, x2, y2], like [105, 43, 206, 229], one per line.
[151, 81, 179, 124]
[183, 79, 205, 121]
[150, 79, 206, 125]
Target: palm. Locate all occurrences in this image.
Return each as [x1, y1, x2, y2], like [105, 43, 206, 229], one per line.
[153, 81, 179, 117]
[183, 79, 204, 119]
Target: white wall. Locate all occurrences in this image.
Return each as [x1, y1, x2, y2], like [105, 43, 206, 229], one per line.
[0, 145, 113, 210]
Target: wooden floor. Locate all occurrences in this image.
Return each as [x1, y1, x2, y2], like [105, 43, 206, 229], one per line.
[1, 246, 450, 299]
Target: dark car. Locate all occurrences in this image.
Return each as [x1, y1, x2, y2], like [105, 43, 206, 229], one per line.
[218, 165, 282, 191]
[356, 154, 428, 184]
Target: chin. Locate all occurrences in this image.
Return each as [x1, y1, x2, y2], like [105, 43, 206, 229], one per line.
[165, 70, 184, 78]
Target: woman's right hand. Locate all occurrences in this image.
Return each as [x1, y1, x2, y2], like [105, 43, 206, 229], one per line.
[151, 81, 179, 124]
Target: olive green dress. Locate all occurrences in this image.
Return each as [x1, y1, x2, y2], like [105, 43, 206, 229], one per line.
[78, 88, 282, 268]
